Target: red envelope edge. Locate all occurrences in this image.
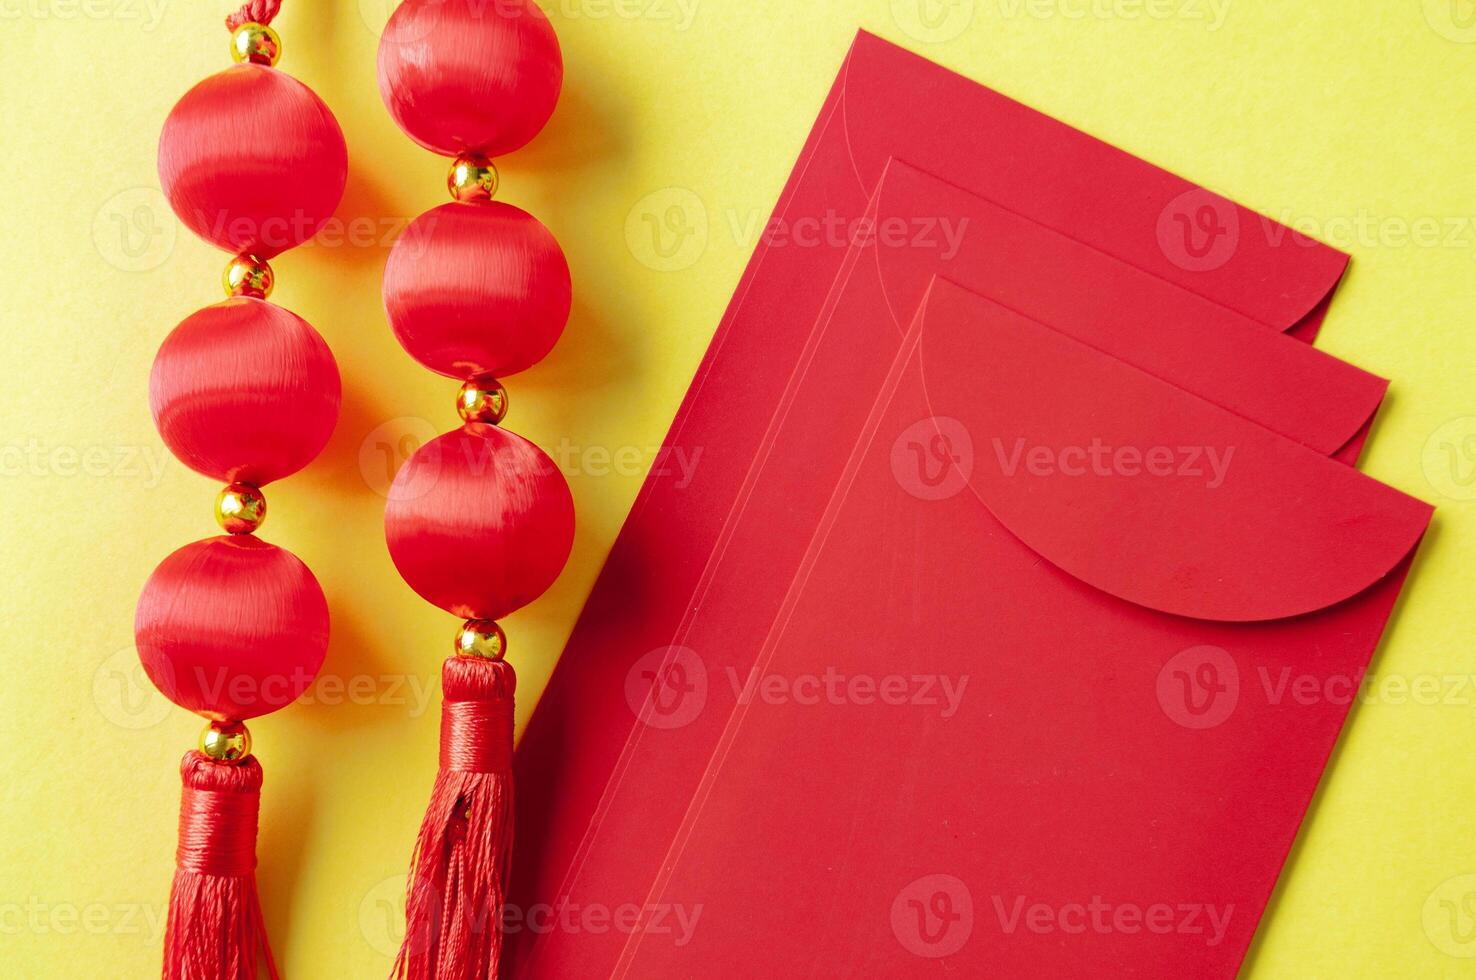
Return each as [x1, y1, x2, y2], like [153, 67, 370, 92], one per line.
[913, 276, 1431, 622]
[854, 158, 1385, 459]
[801, 31, 1349, 334]
[528, 281, 1427, 978]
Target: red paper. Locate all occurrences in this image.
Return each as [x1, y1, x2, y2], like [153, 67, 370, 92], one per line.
[508, 32, 1404, 977]
[508, 235, 1428, 975]
[584, 276, 1425, 976]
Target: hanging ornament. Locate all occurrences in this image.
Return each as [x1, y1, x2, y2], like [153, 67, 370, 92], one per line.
[386, 425, 575, 620]
[376, 0, 563, 157]
[382, 203, 572, 380]
[139, 4, 346, 977]
[375, 1, 573, 976]
[150, 298, 340, 485]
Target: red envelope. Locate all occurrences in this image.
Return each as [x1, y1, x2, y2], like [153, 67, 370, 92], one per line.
[509, 33, 1387, 977]
[510, 264, 1428, 976]
[586, 277, 1429, 976]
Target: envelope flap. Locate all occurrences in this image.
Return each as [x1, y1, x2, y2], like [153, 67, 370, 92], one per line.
[863, 158, 1387, 460]
[844, 31, 1349, 331]
[915, 278, 1431, 622]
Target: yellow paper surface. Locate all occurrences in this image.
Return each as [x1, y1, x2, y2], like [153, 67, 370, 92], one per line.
[2, 1, 1474, 975]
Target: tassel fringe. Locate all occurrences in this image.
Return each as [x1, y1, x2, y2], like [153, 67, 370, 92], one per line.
[394, 656, 517, 980]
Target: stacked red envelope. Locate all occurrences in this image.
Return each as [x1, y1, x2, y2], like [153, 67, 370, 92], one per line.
[507, 31, 1432, 977]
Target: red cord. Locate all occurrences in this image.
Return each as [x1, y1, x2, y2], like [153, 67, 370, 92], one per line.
[226, 0, 282, 31]
[175, 770, 260, 877]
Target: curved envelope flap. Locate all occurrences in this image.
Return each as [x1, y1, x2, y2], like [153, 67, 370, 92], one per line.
[916, 278, 1432, 622]
[840, 31, 1349, 331]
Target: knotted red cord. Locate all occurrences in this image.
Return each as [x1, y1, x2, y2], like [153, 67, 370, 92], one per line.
[226, 0, 282, 31]
[440, 669, 516, 774]
[176, 769, 261, 877]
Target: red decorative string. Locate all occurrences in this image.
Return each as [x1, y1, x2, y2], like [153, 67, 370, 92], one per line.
[148, 5, 345, 976]
[441, 698, 515, 774]
[163, 752, 280, 980]
[396, 657, 517, 980]
[226, 0, 282, 31]
[375, 4, 569, 975]
[176, 774, 260, 877]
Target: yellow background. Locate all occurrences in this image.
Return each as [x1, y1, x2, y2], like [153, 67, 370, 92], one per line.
[2, 0, 1475, 975]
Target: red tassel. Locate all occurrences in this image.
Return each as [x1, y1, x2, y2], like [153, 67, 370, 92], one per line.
[395, 656, 517, 980]
[163, 751, 280, 980]
[226, 0, 282, 31]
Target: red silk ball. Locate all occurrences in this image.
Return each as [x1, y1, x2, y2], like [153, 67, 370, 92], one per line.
[383, 202, 571, 380]
[151, 297, 340, 486]
[376, 0, 563, 156]
[159, 64, 347, 257]
[385, 424, 574, 620]
[136, 536, 330, 722]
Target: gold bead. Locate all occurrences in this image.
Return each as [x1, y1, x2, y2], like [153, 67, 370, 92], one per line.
[455, 620, 506, 660]
[200, 721, 252, 763]
[216, 483, 267, 535]
[231, 22, 281, 67]
[457, 378, 508, 425]
[447, 154, 499, 203]
[223, 254, 274, 299]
